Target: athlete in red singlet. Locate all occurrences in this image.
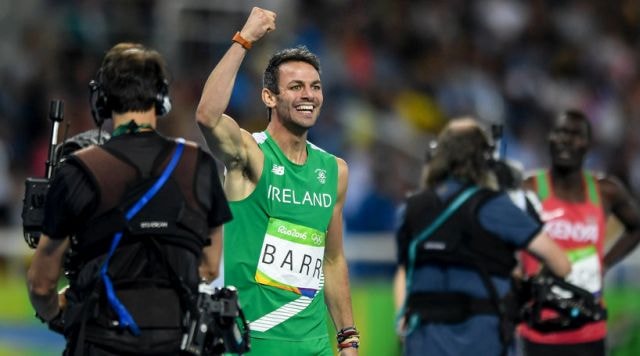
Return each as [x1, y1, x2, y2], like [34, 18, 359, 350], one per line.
[518, 109, 640, 356]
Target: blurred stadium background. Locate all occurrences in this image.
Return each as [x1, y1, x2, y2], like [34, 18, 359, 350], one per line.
[1, 0, 640, 355]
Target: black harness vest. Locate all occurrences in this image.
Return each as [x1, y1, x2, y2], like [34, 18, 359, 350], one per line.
[71, 139, 208, 259]
[61, 137, 209, 351]
[404, 188, 518, 277]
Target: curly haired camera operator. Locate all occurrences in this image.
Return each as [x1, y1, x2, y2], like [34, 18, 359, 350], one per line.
[26, 43, 232, 355]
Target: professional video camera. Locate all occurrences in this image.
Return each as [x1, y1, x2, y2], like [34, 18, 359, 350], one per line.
[181, 285, 250, 356]
[517, 272, 607, 333]
[21, 100, 110, 248]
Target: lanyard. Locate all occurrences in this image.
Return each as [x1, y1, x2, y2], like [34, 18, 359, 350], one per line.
[99, 138, 185, 335]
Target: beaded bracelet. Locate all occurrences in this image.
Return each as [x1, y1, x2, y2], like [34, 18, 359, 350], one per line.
[338, 340, 360, 352]
[337, 326, 360, 351]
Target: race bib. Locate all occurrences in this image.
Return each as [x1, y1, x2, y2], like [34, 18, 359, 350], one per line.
[255, 218, 325, 298]
[552, 246, 602, 298]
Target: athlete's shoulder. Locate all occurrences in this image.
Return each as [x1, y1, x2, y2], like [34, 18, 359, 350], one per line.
[585, 169, 626, 193]
[594, 171, 629, 196]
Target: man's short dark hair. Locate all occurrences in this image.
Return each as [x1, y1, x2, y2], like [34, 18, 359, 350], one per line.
[262, 45, 321, 95]
[99, 43, 169, 114]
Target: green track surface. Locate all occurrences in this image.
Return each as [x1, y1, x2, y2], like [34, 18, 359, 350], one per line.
[2, 274, 638, 355]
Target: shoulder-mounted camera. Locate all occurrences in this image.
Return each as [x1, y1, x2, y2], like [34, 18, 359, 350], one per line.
[21, 100, 109, 248]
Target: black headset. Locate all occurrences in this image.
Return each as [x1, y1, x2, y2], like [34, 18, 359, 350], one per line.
[88, 69, 172, 127]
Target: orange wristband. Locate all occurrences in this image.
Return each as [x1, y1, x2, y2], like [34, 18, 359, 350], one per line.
[232, 31, 252, 50]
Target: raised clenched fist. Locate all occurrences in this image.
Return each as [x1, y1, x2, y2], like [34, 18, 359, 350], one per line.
[239, 7, 277, 44]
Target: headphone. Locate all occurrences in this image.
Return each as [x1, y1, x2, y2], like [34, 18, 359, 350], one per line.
[88, 69, 172, 127]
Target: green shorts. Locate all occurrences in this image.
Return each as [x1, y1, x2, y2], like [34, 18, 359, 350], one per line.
[244, 336, 333, 356]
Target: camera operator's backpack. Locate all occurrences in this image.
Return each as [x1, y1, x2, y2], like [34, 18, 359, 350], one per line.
[61, 137, 213, 355]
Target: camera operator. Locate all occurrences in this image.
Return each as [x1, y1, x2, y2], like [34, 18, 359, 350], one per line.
[393, 117, 571, 356]
[26, 42, 232, 355]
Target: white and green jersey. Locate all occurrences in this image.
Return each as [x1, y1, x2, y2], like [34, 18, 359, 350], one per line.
[224, 131, 338, 343]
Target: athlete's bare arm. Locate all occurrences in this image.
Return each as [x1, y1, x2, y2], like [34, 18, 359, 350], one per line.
[195, 7, 276, 200]
[599, 175, 640, 271]
[323, 158, 357, 355]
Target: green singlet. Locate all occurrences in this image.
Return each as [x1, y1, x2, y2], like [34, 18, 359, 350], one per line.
[224, 131, 338, 355]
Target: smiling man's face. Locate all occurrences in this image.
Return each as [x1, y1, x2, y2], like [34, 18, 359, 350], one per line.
[272, 61, 323, 132]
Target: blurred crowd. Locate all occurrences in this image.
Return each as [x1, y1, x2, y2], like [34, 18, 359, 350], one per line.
[1, 0, 639, 237]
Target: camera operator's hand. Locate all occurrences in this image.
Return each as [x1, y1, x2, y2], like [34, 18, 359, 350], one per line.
[239, 7, 277, 44]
